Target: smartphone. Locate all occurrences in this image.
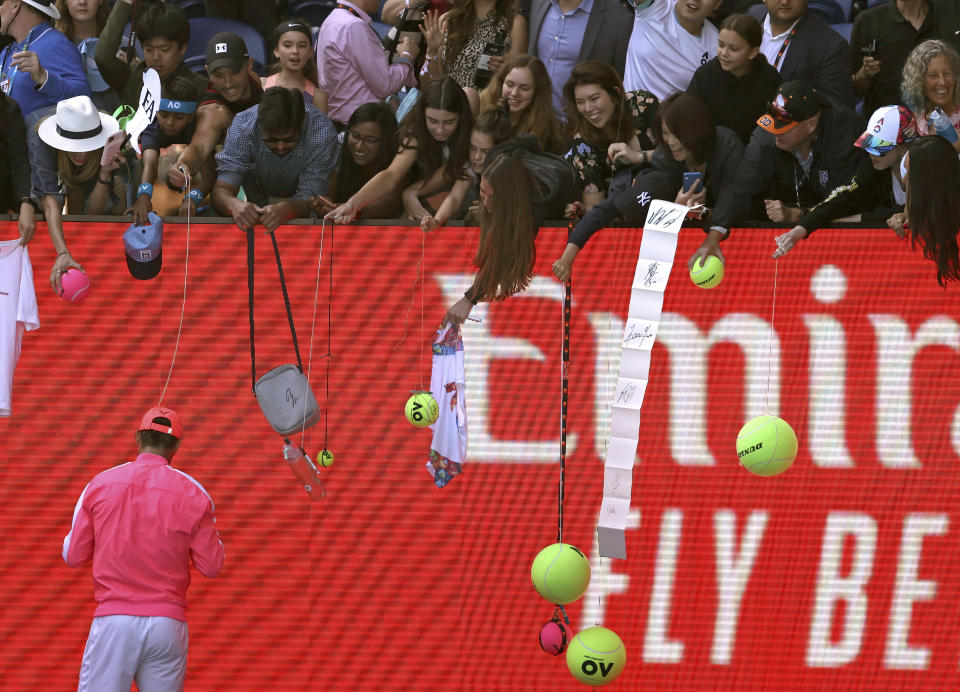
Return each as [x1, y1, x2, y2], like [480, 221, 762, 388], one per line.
[682, 171, 703, 193]
[100, 131, 125, 167]
[861, 38, 878, 57]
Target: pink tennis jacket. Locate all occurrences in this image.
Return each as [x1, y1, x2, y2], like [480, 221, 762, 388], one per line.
[63, 453, 225, 621]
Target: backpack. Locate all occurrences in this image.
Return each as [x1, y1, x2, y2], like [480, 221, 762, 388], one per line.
[485, 134, 579, 219]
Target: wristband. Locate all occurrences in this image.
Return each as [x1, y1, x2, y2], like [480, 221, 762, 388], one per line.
[185, 188, 204, 203]
[20, 196, 39, 213]
[98, 175, 111, 185]
[137, 182, 154, 197]
[400, 51, 413, 58]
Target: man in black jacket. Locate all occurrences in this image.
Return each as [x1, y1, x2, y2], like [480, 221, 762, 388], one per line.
[749, 0, 857, 108]
[690, 81, 865, 267]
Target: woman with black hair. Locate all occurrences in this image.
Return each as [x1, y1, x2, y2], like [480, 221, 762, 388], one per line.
[553, 91, 743, 281]
[313, 102, 402, 220]
[0, 92, 34, 245]
[901, 135, 960, 285]
[327, 78, 474, 223]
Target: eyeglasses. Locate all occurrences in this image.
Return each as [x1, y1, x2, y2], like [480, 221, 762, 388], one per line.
[347, 130, 381, 146]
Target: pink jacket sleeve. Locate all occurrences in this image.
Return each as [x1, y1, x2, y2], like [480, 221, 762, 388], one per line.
[190, 501, 225, 578]
[62, 484, 94, 567]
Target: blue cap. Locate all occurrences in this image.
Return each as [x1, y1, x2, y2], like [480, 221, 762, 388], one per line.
[124, 212, 163, 280]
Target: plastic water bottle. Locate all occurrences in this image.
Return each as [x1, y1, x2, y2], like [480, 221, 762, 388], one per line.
[282, 439, 325, 501]
[929, 107, 958, 143]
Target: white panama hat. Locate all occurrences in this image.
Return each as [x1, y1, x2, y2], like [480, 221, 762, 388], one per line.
[38, 96, 120, 153]
[21, 0, 60, 20]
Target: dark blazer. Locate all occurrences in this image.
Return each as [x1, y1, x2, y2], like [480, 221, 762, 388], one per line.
[528, 0, 633, 77]
[748, 6, 857, 108]
[0, 93, 29, 213]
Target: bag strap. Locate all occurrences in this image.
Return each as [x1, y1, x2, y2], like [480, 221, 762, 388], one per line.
[247, 227, 257, 392]
[269, 230, 304, 371]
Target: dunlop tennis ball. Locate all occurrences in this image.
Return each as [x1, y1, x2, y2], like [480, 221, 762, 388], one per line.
[690, 255, 724, 289]
[736, 414, 798, 476]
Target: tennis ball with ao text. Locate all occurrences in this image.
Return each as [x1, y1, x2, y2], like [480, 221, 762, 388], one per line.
[566, 626, 627, 686]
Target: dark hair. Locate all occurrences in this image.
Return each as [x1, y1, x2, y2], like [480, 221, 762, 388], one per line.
[399, 77, 473, 184]
[55, 0, 110, 42]
[652, 92, 716, 165]
[266, 17, 319, 87]
[163, 74, 201, 103]
[562, 60, 635, 151]
[472, 153, 537, 301]
[719, 13, 762, 48]
[259, 86, 306, 134]
[136, 428, 179, 456]
[136, 2, 190, 48]
[338, 102, 399, 198]
[472, 107, 512, 143]
[442, 0, 514, 70]
[906, 136, 960, 286]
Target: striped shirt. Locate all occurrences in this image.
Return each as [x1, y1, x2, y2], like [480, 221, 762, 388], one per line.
[215, 103, 340, 204]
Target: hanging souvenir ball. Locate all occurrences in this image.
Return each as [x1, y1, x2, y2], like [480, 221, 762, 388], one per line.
[736, 414, 798, 477]
[530, 543, 591, 605]
[317, 449, 334, 468]
[404, 392, 439, 427]
[566, 626, 627, 687]
[539, 616, 573, 656]
[58, 268, 91, 303]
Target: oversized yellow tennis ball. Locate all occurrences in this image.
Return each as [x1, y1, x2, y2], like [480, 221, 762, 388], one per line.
[736, 414, 798, 477]
[405, 392, 439, 427]
[318, 449, 334, 468]
[566, 626, 627, 686]
[690, 255, 724, 289]
[530, 543, 591, 605]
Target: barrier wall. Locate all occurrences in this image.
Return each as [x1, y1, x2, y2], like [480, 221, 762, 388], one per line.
[1, 220, 959, 690]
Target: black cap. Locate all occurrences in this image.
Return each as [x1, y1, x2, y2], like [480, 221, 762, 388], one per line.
[613, 170, 677, 227]
[205, 32, 249, 72]
[756, 81, 827, 135]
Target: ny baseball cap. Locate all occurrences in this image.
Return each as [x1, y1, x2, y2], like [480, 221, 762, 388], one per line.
[854, 105, 917, 155]
[123, 211, 163, 280]
[138, 406, 183, 439]
[757, 81, 827, 135]
[205, 31, 249, 72]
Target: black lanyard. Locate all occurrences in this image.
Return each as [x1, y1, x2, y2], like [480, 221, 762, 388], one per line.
[337, 3, 364, 19]
[772, 25, 797, 70]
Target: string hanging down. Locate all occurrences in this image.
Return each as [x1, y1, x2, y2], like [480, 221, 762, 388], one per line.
[158, 165, 192, 406]
[301, 218, 334, 452]
[557, 268, 572, 544]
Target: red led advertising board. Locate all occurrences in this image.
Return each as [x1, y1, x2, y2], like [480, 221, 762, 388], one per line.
[1, 220, 959, 690]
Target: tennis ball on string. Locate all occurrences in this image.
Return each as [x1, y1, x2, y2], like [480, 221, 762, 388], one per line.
[690, 255, 724, 289]
[566, 626, 626, 687]
[530, 543, 591, 605]
[736, 414, 798, 477]
[404, 392, 439, 428]
[539, 616, 573, 656]
[317, 449, 334, 468]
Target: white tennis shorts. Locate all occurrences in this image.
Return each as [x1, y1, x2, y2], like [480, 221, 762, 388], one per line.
[77, 614, 189, 692]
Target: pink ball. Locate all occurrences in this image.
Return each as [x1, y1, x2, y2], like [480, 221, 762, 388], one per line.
[539, 618, 572, 656]
[58, 268, 90, 304]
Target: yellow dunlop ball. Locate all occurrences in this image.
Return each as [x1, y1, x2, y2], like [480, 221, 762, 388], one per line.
[690, 255, 724, 289]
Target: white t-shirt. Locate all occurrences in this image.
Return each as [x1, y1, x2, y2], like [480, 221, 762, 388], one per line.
[0, 239, 40, 417]
[760, 15, 801, 71]
[624, 0, 718, 99]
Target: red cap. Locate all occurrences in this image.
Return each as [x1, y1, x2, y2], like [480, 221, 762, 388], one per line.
[138, 406, 183, 439]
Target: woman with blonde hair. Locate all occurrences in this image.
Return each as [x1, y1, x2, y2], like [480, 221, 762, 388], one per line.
[477, 54, 562, 153]
[901, 39, 960, 150]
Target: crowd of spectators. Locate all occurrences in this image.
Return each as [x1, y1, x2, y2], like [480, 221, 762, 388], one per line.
[3, 0, 960, 294]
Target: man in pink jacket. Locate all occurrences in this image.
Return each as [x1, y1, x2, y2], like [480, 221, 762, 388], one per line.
[63, 406, 225, 692]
